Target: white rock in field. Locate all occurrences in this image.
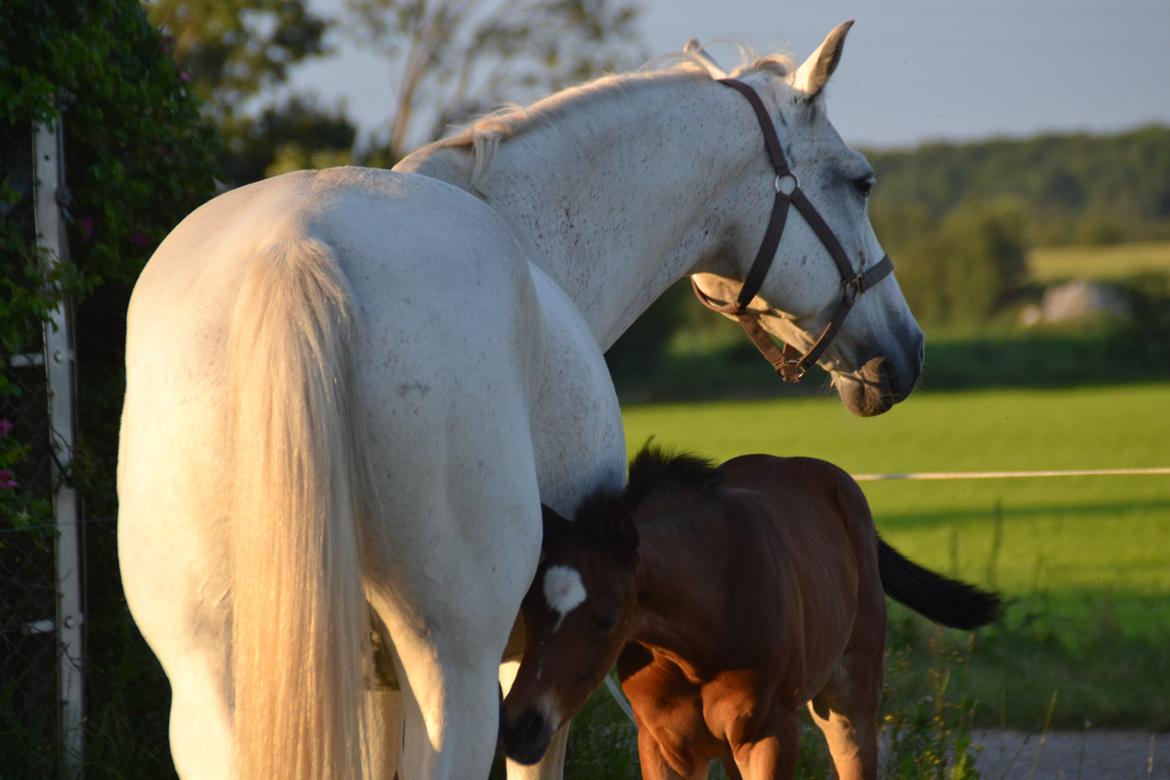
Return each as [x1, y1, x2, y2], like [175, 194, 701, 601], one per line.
[1022, 281, 1132, 326]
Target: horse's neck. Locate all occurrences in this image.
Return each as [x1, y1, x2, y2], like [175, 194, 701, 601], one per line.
[632, 513, 727, 666]
[401, 74, 764, 348]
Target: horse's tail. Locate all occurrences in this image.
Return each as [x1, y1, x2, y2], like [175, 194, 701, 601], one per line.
[876, 535, 1000, 630]
[227, 237, 376, 778]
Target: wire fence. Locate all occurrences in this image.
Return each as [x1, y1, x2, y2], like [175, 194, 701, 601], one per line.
[1, 117, 67, 774]
[852, 466, 1170, 482]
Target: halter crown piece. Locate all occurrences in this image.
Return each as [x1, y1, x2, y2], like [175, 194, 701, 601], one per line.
[691, 78, 895, 382]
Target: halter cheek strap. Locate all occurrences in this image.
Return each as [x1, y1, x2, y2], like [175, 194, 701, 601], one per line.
[691, 77, 894, 382]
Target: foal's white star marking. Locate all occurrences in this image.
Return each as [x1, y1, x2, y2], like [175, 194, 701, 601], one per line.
[543, 565, 587, 632]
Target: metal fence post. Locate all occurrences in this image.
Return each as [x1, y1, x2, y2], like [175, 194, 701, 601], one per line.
[34, 116, 85, 776]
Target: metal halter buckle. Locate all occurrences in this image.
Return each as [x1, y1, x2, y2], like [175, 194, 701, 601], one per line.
[843, 273, 863, 305]
[773, 172, 799, 197]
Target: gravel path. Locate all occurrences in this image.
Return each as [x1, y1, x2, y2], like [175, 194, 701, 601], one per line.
[973, 730, 1170, 779]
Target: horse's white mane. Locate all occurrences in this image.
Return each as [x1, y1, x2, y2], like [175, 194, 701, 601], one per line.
[435, 40, 795, 188]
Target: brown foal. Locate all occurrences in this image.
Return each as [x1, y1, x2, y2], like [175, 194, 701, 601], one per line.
[500, 448, 999, 779]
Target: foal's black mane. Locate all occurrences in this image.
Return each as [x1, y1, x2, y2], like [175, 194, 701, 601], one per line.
[621, 445, 724, 510]
[565, 447, 723, 543]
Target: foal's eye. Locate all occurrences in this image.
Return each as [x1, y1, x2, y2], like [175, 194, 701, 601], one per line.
[592, 613, 618, 634]
[853, 176, 875, 198]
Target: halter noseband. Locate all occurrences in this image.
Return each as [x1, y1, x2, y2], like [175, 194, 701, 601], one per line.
[691, 77, 894, 382]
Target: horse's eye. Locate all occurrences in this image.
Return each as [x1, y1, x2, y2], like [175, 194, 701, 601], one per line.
[853, 176, 874, 198]
[592, 613, 618, 634]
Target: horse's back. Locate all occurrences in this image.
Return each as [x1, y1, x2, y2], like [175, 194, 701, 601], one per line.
[720, 454, 876, 547]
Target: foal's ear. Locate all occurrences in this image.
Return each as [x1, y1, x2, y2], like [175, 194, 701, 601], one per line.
[602, 501, 639, 563]
[541, 504, 573, 546]
[792, 19, 854, 99]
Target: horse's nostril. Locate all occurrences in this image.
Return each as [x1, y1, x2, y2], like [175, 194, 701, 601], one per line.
[515, 709, 546, 743]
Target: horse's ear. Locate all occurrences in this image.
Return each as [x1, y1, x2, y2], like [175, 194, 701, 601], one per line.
[792, 19, 854, 99]
[541, 504, 572, 547]
[602, 501, 639, 563]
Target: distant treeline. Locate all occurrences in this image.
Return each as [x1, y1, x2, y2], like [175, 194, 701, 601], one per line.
[864, 125, 1170, 247]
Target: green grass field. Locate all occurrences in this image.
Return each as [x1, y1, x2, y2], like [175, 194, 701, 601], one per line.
[1029, 241, 1170, 282]
[619, 383, 1170, 729]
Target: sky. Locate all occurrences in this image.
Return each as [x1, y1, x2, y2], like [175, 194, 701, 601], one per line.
[295, 0, 1170, 150]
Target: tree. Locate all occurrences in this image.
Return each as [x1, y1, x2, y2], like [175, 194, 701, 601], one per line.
[343, 0, 641, 159]
[148, 0, 358, 184]
[148, 0, 330, 124]
[892, 200, 1029, 326]
[2, 1, 219, 772]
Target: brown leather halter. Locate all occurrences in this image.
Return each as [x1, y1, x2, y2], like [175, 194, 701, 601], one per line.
[691, 78, 895, 382]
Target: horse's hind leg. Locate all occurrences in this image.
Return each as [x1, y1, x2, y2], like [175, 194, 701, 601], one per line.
[361, 437, 543, 779]
[807, 647, 883, 780]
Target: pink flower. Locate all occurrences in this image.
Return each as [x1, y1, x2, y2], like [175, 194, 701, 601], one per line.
[129, 231, 151, 247]
[0, 419, 11, 437]
[0, 470, 17, 490]
[77, 216, 96, 241]
[179, 69, 191, 83]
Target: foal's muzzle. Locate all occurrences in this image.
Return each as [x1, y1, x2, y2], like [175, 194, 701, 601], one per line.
[501, 708, 554, 766]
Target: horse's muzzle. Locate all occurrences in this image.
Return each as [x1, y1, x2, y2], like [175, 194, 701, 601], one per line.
[836, 336, 922, 417]
[500, 707, 554, 766]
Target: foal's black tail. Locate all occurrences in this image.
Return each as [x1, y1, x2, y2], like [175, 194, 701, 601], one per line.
[877, 536, 1000, 630]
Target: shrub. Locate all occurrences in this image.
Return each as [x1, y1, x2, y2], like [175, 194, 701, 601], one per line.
[1, 0, 219, 773]
[880, 200, 1029, 326]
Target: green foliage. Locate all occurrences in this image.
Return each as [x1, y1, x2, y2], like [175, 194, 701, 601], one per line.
[563, 681, 641, 780]
[226, 95, 357, 183]
[1, 0, 219, 282]
[874, 199, 1029, 326]
[1, 0, 218, 771]
[147, 0, 330, 123]
[882, 646, 982, 779]
[865, 126, 1170, 246]
[606, 280, 692, 379]
[149, 0, 355, 184]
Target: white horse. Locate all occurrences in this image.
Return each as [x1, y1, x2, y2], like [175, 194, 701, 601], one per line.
[117, 20, 923, 779]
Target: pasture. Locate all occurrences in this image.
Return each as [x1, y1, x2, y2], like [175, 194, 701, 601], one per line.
[620, 383, 1170, 730]
[1029, 240, 1170, 282]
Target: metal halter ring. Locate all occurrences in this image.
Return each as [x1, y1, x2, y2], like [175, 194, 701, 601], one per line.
[773, 172, 799, 197]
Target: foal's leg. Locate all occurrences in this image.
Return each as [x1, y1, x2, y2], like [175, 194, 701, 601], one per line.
[807, 651, 882, 780]
[730, 709, 799, 780]
[636, 729, 701, 780]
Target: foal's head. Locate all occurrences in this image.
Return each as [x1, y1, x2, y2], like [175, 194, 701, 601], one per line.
[500, 500, 640, 765]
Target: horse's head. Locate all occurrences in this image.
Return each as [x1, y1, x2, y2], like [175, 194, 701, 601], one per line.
[693, 21, 924, 416]
[500, 503, 640, 765]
